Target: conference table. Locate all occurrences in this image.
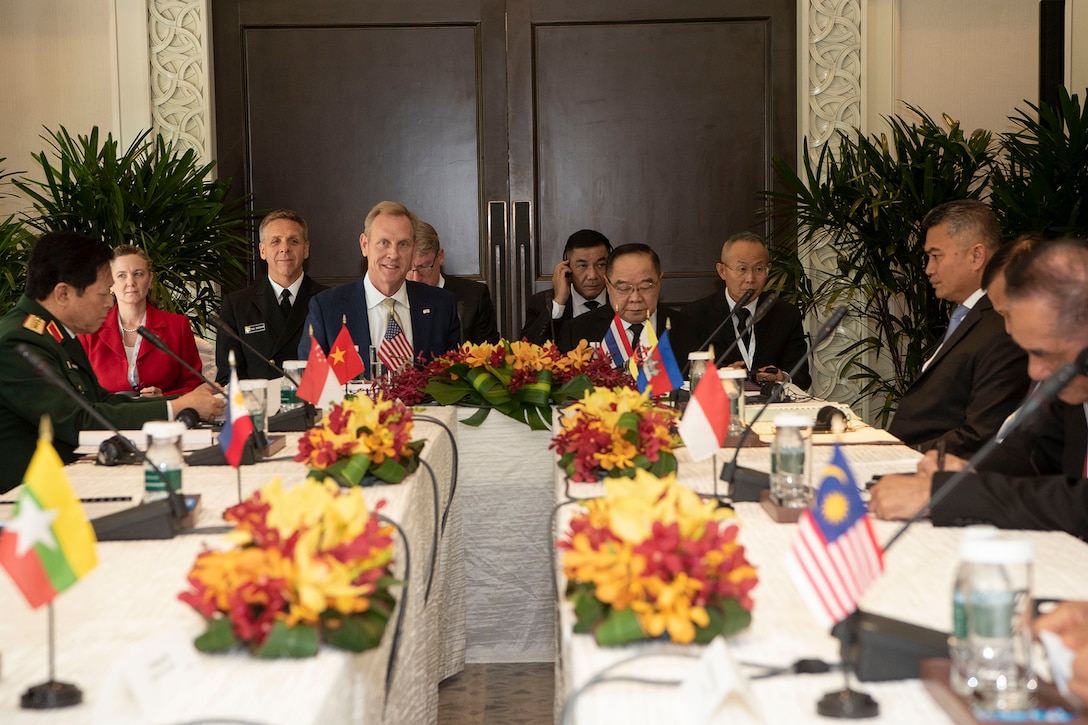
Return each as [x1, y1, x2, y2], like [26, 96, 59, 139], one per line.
[552, 423, 1088, 723]
[0, 407, 462, 725]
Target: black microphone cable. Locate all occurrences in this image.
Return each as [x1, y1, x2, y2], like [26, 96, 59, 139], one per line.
[682, 287, 755, 376]
[414, 414, 459, 538]
[378, 513, 410, 719]
[136, 326, 226, 396]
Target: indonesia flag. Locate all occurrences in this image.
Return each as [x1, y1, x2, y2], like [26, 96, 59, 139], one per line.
[786, 445, 884, 627]
[219, 360, 254, 468]
[601, 311, 633, 368]
[677, 362, 731, 460]
[297, 332, 333, 406]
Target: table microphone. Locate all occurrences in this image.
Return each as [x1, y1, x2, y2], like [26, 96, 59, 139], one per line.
[720, 304, 848, 501]
[682, 288, 754, 376]
[829, 349, 1088, 685]
[713, 292, 778, 368]
[208, 313, 317, 431]
[135, 326, 225, 396]
[15, 343, 187, 541]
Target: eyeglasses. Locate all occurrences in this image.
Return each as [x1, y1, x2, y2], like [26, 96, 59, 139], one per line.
[409, 260, 437, 273]
[720, 263, 769, 277]
[608, 280, 659, 295]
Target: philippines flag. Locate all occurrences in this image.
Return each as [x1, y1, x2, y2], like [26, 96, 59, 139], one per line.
[601, 311, 633, 368]
[678, 362, 731, 460]
[219, 362, 254, 468]
[786, 445, 884, 627]
[635, 329, 684, 396]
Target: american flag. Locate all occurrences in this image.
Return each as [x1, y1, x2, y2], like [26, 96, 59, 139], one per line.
[786, 445, 884, 627]
[378, 303, 414, 373]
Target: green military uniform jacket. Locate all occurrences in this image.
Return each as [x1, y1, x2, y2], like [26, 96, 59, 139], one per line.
[0, 295, 171, 493]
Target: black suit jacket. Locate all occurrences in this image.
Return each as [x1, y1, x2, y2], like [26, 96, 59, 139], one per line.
[675, 292, 810, 390]
[519, 290, 609, 345]
[298, 278, 461, 366]
[557, 304, 684, 368]
[931, 401, 1088, 539]
[887, 295, 1029, 457]
[216, 275, 327, 385]
[443, 275, 500, 344]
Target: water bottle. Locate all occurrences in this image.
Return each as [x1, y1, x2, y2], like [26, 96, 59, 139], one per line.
[718, 368, 747, 437]
[240, 380, 267, 442]
[141, 421, 186, 503]
[959, 538, 1036, 711]
[280, 360, 306, 411]
[770, 414, 812, 507]
[687, 351, 711, 391]
[950, 525, 999, 695]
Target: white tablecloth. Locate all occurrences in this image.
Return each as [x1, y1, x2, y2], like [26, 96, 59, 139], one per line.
[553, 446, 1088, 723]
[0, 407, 463, 724]
[456, 409, 557, 663]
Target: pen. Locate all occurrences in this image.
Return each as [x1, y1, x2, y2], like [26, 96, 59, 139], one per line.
[936, 440, 946, 472]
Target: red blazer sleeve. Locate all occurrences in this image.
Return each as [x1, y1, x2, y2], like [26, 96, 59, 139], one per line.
[143, 306, 204, 396]
[79, 306, 133, 394]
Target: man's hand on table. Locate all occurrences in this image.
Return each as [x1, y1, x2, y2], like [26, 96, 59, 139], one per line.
[869, 449, 970, 520]
[170, 383, 225, 421]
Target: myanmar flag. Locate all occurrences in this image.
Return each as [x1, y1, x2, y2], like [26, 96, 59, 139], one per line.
[0, 428, 98, 609]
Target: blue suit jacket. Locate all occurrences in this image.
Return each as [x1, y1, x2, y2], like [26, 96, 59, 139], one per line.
[298, 278, 461, 367]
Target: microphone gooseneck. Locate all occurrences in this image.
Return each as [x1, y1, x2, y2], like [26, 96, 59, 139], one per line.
[713, 292, 778, 368]
[15, 343, 188, 520]
[683, 288, 755, 376]
[136, 326, 226, 396]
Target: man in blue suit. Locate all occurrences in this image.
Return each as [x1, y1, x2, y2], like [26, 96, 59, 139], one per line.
[298, 201, 460, 374]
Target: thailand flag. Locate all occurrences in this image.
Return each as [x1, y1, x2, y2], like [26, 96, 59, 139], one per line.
[678, 362, 731, 460]
[786, 445, 884, 627]
[601, 311, 633, 368]
[219, 362, 254, 468]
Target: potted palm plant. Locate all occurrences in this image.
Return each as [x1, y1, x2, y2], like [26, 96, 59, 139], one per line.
[13, 127, 252, 331]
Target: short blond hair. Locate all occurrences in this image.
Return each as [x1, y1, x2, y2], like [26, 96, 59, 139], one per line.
[364, 201, 418, 239]
[414, 221, 441, 257]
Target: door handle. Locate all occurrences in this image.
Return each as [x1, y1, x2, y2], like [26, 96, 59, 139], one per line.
[486, 200, 508, 334]
[512, 200, 532, 328]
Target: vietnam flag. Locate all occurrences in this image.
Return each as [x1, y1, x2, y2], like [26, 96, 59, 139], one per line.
[329, 321, 365, 384]
[219, 361, 255, 468]
[0, 420, 98, 609]
[677, 362, 731, 461]
[297, 332, 333, 406]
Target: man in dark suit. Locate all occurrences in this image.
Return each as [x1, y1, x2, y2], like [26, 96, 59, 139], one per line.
[0, 232, 223, 493]
[299, 201, 460, 372]
[520, 229, 611, 345]
[886, 201, 1029, 457]
[406, 220, 500, 344]
[677, 232, 810, 389]
[871, 239, 1088, 539]
[216, 209, 327, 384]
[558, 243, 682, 370]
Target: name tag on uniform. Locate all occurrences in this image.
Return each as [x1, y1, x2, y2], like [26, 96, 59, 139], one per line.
[244, 323, 266, 335]
[422, 308, 431, 315]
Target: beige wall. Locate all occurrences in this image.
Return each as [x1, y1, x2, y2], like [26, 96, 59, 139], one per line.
[0, 0, 148, 219]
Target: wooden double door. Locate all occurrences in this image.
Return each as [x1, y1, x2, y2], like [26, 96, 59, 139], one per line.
[211, 0, 796, 338]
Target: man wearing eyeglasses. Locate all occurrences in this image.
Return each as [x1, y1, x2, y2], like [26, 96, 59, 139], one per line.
[558, 243, 682, 368]
[678, 233, 810, 389]
[520, 229, 612, 345]
[406, 221, 500, 344]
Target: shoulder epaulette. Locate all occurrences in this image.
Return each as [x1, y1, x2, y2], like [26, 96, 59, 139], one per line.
[22, 314, 46, 335]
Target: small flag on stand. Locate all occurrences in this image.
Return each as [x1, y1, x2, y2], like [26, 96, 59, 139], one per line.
[634, 327, 684, 396]
[601, 311, 634, 368]
[377, 305, 414, 374]
[677, 362, 731, 461]
[297, 329, 333, 405]
[329, 318, 365, 384]
[219, 351, 255, 468]
[0, 417, 97, 609]
[785, 445, 884, 627]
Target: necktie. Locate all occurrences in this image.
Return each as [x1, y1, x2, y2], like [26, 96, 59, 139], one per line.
[628, 322, 644, 349]
[735, 307, 752, 348]
[279, 288, 292, 319]
[584, 300, 600, 311]
[943, 304, 969, 343]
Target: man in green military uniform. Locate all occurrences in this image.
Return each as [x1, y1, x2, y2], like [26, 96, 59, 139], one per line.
[0, 231, 223, 493]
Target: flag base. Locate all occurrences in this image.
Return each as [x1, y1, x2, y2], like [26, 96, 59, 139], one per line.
[816, 688, 878, 719]
[21, 680, 82, 709]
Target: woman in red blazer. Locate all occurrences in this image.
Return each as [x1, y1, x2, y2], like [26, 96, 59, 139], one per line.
[79, 245, 204, 397]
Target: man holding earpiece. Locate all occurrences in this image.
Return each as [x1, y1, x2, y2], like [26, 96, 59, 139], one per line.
[519, 229, 611, 345]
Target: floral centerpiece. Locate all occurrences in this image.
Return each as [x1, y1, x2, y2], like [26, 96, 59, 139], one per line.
[378, 339, 634, 430]
[179, 478, 397, 657]
[295, 394, 424, 486]
[551, 387, 680, 482]
[559, 471, 758, 646]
